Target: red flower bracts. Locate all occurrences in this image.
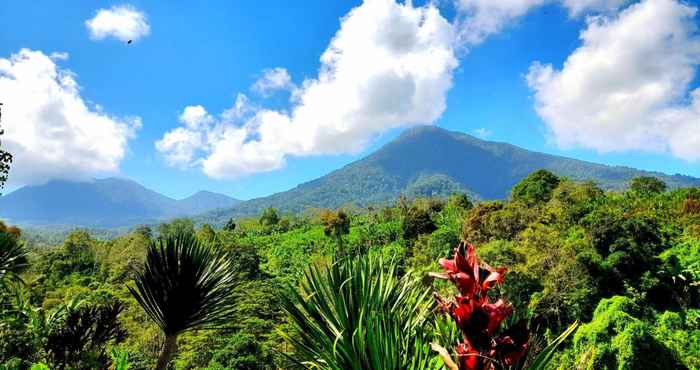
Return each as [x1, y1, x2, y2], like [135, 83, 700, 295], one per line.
[431, 241, 529, 370]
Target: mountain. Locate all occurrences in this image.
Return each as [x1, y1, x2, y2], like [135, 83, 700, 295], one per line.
[200, 125, 700, 223]
[177, 191, 243, 215]
[7, 126, 698, 228]
[0, 178, 240, 227]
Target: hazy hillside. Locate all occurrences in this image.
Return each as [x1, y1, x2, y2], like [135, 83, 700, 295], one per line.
[177, 191, 242, 215]
[201, 125, 700, 224]
[0, 178, 239, 227]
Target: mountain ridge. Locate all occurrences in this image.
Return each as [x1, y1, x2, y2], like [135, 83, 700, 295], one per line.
[3, 126, 699, 228]
[0, 178, 240, 227]
[198, 125, 700, 224]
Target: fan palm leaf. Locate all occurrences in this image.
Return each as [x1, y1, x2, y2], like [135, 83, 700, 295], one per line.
[128, 232, 239, 370]
[0, 232, 28, 287]
[281, 254, 437, 370]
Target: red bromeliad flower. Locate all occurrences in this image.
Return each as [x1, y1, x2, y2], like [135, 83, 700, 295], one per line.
[431, 241, 529, 370]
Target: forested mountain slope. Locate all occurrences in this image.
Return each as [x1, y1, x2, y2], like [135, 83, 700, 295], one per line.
[201, 125, 700, 223]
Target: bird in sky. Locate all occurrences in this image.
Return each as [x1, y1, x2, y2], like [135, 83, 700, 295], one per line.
[127, 40, 132, 44]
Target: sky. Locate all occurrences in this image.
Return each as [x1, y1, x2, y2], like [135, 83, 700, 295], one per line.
[1, 0, 699, 200]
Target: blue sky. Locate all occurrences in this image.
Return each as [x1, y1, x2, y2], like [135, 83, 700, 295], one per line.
[1, 0, 699, 200]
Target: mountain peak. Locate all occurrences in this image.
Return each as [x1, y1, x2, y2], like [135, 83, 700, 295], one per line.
[395, 125, 456, 140]
[198, 126, 700, 224]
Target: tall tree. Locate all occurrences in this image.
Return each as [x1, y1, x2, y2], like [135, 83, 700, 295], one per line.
[223, 218, 237, 232]
[259, 208, 280, 228]
[129, 233, 240, 370]
[511, 169, 561, 205]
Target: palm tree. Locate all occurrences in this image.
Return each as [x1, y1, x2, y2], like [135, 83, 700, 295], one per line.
[281, 254, 438, 369]
[128, 232, 240, 370]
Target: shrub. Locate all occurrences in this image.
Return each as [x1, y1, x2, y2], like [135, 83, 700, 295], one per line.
[562, 296, 685, 370]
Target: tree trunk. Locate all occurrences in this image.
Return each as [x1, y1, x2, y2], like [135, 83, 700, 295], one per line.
[155, 334, 178, 370]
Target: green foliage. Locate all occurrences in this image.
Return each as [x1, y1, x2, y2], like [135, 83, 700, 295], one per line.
[3, 169, 699, 369]
[281, 254, 436, 370]
[402, 205, 437, 240]
[44, 300, 127, 369]
[259, 208, 280, 228]
[133, 225, 152, 239]
[404, 174, 469, 199]
[223, 218, 236, 232]
[205, 333, 271, 370]
[33, 230, 100, 288]
[511, 169, 561, 205]
[660, 238, 700, 283]
[528, 320, 579, 370]
[557, 296, 686, 370]
[549, 180, 603, 226]
[461, 201, 534, 243]
[447, 192, 473, 211]
[0, 231, 27, 286]
[129, 233, 241, 336]
[110, 348, 130, 370]
[653, 310, 700, 370]
[196, 224, 217, 244]
[630, 176, 667, 194]
[128, 232, 241, 369]
[319, 209, 351, 255]
[157, 218, 195, 238]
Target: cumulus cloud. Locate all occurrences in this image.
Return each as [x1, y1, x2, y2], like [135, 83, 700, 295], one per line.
[251, 68, 294, 96]
[453, 0, 625, 45]
[85, 4, 150, 42]
[0, 49, 141, 186]
[157, 0, 457, 178]
[527, 0, 700, 161]
[454, 0, 546, 45]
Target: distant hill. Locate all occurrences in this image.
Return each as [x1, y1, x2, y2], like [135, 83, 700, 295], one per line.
[200, 125, 700, 224]
[177, 191, 242, 216]
[0, 178, 240, 227]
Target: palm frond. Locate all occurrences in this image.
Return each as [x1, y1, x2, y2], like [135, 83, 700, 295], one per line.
[0, 232, 28, 286]
[281, 255, 437, 370]
[527, 321, 579, 370]
[128, 232, 240, 336]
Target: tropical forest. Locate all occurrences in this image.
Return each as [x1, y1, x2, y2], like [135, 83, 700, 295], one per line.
[2, 0, 700, 369]
[1, 167, 698, 369]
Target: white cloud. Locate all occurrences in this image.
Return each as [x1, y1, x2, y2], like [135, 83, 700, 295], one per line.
[454, 0, 546, 45]
[157, 0, 458, 178]
[0, 49, 141, 186]
[453, 0, 626, 45]
[473, 128, 493, 138]
[86, 4, 150, 42]
[154, 127, 204, 168]
[562, 0, 627, 15]
[179, 105, 213, 130]
[49, 51, 69, 61]
[251, 67, 294, 96]
[527, 0, 700, 161]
